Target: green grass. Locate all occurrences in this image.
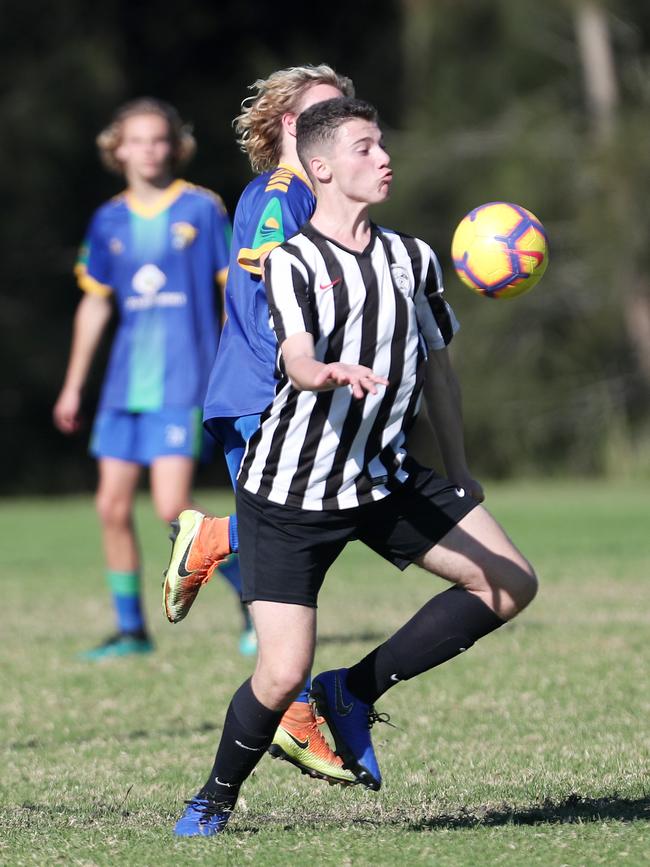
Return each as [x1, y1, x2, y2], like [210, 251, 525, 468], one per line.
[1, 481, 649, 865]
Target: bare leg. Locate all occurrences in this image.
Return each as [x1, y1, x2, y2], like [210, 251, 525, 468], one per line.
[250, 600, 317, 709]
[344, 503, 537, 704]
[87, 458, 151, 651]
[95, 458, 141, 571]
[416, 503, 538, 619]
[149, 455, 195, 523]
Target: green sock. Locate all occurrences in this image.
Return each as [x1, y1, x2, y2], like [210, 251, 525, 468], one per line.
[106, 570, 145, 634]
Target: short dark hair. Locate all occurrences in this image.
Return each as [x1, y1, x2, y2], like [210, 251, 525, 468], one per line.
[296, 97, 379, 179]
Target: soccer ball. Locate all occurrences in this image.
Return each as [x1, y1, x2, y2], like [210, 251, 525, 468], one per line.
[451, 202, 549, 299]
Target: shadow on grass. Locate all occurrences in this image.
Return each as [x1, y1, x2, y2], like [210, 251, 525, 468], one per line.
[14, 793, 649, 831]
[401, 793, 650, 829]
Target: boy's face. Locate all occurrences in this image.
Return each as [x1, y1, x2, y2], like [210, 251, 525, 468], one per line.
[116, 113, 173, 182]
[323, 118, 392, 205]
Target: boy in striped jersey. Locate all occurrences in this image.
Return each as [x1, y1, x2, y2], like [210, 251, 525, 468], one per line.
[171, 97, 538, 835]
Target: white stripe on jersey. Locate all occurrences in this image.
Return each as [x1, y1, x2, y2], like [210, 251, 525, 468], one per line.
[239, 223, 459, 511]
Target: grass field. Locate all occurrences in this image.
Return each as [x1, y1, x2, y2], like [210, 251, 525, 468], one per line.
[2, 481, 649, 866]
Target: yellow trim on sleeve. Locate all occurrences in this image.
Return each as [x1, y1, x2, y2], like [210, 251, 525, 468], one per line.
[237, 241, 281, 276]
[215, 266, 229, 288]
[75, 265, 112, 297]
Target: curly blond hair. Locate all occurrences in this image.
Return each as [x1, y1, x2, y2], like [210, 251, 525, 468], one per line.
[235, 64, 354, 174]
[96, 98, 196, 175]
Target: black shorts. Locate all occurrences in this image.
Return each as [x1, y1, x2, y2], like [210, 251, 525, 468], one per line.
[236, 462, 478, 608]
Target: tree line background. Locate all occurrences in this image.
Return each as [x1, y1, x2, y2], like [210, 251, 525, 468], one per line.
[2, 0, 649, 494]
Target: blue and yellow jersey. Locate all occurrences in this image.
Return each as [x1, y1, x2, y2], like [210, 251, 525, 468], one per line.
[76, 180, 231, 412]
[203, 164, 314, 420]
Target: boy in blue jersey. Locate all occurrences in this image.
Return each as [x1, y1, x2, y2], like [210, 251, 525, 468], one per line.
[163, 69, 360, 807]
[53, 98, 241, 660]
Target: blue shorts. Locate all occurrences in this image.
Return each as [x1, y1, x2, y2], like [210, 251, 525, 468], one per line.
[90, 407, 205, 465]
[204, 415, 261, 490]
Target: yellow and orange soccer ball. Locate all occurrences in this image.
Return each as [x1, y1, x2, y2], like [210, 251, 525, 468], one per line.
[451, 201, 549, 299]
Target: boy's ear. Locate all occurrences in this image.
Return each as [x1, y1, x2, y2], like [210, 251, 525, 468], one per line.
[282, 112, 299, 139]
[310, 156, 332, 183]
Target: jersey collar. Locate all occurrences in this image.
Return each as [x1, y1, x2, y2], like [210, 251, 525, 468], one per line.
[277, 162, 313, 191]
[125, 178, 187, 218]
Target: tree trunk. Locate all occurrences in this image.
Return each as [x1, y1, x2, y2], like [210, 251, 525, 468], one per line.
[574, 1, 650, 390]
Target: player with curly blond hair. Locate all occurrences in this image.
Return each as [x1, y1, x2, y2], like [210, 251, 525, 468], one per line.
[54, 98, 235, 660]
[163, 68, 359, 815]
[234, 64, 353, 173]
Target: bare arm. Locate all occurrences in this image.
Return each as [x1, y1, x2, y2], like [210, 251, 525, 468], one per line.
[281, 332, 388, 399]
[53, 293, 112, 433]
[421, 348, 484, 502]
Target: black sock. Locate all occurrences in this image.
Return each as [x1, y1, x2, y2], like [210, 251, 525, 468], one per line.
[346, 586, 505, 705]
[197, 678, 284, 810]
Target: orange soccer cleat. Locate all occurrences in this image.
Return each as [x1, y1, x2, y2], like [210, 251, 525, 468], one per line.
[163, 510, 231, 623]
[268, 701, 357, 786]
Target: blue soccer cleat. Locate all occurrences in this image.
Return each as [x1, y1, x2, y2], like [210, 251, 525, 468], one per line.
[311, 668, 384, 791]
[173, 797, 231, 837]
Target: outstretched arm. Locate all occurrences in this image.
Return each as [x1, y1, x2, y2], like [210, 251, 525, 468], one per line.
[422, 348, 484, 502]
[53, 293, 112, 433]
[281, 332, 388, 399]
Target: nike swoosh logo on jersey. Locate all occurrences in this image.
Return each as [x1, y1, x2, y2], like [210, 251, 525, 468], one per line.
[390, 673, 401, 682]
[334, 672, 354, 716]
[320, 278, 341, 291]
[286, 732, 309, 750]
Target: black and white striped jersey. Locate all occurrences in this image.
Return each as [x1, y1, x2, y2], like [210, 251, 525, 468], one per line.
[238, 221, 459, 511]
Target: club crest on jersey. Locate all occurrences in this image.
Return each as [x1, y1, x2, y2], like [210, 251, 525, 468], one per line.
[171, 222, 198, 249]
[126, 263, 186, 311]
[109, 237, 124, 255]
[132, 263, 167, 295]
[391, 264, 413, 296]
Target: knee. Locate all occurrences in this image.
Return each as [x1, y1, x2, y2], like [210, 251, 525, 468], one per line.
[472, 556, 538, 620]
[507, 559, 538, 616]
[255, 664, 309, 709]
[95, 490, 131, 528]
[518, 560, 539, 609]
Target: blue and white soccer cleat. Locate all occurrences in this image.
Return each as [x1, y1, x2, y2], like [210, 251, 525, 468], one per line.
[310, 668, 384, 791]
[173, 797, 231, 837]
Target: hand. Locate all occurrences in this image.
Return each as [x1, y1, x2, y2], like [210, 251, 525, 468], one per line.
[53, 387, 83, 434]
[314, 363, 389, 399]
